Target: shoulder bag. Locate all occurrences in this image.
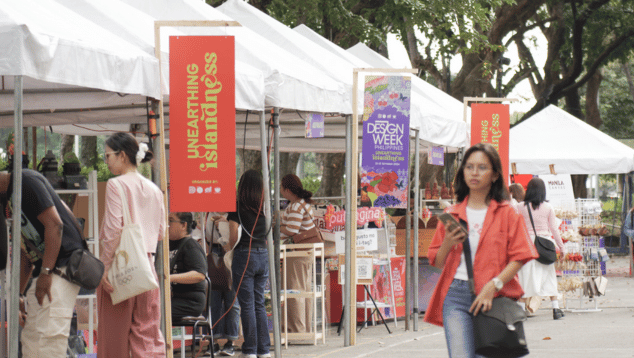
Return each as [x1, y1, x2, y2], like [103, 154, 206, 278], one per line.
[461, 218, 529, 358]
[207, 222, 232, 292]
[290, 202, 324, 244]
[526, 204, 557, 265]
[108, 179, 159, 305]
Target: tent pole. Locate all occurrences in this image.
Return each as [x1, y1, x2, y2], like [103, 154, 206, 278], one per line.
[260, 111, 282, 358]
[273, 108, 282, 301]
[343, 114, 352, 346]
[413, 130, 420, 331]
[9, 75, 23, 358]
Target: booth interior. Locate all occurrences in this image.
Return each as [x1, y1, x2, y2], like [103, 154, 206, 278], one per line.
[0, 0, 473, 355]
[509, 104, 634, 310]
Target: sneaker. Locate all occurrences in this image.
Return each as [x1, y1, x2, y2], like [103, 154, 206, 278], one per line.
[221, 342, 235, 356]
[239, 354, 257, 358]
[553, 308, 565, 320]
[257, 354, 271, 358]
[213, 343, 221, 355]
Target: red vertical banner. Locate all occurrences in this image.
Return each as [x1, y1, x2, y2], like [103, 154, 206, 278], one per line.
[169, 36, 235, 212]
[470, 103, 510, 185]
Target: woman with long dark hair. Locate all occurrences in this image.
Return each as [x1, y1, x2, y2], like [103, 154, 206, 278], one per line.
[98, 132, 166, 357]
[279, 174, 316, 333]
[424, 143, 537, 357]
[225, 169, 270, 358]
[515, 177, 566, 319]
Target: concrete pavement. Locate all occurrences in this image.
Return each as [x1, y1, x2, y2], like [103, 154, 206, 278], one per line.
[276, 255, 634, 358]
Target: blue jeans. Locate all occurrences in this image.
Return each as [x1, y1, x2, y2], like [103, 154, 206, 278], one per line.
[232, 248, 270, 355]
[442, 279, 485, 358]
[211, 247, 241, 341]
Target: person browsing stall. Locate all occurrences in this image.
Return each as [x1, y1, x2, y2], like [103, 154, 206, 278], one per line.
[424, 143, 538, 358]
[0, 168, 84, 357]
[168, 212, 207, 322]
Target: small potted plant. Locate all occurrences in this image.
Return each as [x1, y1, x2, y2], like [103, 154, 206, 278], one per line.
[62, 152, 81, 176]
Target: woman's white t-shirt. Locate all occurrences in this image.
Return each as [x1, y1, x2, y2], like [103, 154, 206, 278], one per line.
[453, 207, 488, 281]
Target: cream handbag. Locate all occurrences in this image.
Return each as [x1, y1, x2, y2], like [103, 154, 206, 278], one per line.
[107, 179, 159, 305]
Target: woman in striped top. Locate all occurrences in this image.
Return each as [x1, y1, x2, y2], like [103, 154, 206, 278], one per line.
[280, 174, 315, 333]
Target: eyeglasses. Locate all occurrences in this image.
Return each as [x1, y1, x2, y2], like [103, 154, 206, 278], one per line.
[464, 164, 491, 173]
[169, 219, 185, 224]
[104, 151, 120, 161]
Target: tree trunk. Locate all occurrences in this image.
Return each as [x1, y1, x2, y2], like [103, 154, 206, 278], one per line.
[585, 68, 603, 128]
[59, 135, 75, 164]
[623, 63, 634, 102]
[278, 152, 300, 178]
[237, 149, 262, 178]
[571, 174, 588, 199]
[314, 153, 345, 197]
[80, 136, 98, 168]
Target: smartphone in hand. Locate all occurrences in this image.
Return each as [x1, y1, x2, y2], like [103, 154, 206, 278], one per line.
[437, 213, 467, 234]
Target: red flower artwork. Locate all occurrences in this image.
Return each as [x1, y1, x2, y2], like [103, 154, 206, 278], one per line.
[376, 171, 398, 193]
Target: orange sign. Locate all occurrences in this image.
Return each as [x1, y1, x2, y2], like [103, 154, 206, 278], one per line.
[470, 103, 510, 184]
[169, 36, 236, 212]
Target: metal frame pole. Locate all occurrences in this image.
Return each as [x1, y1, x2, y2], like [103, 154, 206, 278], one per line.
[260, 111, 282, 358]
[9, 75, 23, 358]
[273, 108, 282, 299]
[404, 135, 412, 331]
[343, 114, 352, 346]
[412, 130, 420, 330]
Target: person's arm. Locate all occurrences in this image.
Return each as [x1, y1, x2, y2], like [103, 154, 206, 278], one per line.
[547, 205, 565, 251]
[623, 212, 634, 238]
[280, 203, 303, 237]
[19, 249, 33, 295]
[470, 261, 523, 316]
[170, 271, 205, 284]
[35, 205, 63, 305]
[431, 223, 466, 270]
[98, 180, 123, 293]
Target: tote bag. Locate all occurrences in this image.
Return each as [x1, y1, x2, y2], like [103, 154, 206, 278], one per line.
[108, 179, 159, 305]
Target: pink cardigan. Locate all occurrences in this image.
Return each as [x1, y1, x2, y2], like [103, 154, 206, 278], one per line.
[99, 172, 166, 272]
[515, 201, 564, 251]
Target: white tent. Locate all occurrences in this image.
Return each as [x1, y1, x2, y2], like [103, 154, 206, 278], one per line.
[0, 0, 162, 128]
[509, 105, 634, 174]
[297, 26, 469, 149]
[122, 0, 347, 114]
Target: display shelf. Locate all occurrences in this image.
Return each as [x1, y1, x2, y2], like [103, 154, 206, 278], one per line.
[56, 170, 99, 352]
[280, 243, 325, 347]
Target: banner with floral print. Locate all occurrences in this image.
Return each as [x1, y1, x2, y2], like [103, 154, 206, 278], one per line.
[361, 75, 411, 208]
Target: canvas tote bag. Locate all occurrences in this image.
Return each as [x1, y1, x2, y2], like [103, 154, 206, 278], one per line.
[107, 179, 159, 305]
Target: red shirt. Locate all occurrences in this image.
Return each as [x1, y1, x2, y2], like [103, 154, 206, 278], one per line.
[423, 198, 538, 327]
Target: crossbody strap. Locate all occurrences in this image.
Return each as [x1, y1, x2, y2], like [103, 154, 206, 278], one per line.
[526, 203, 538, 237]
[459, 218, 476, 296]
[170, 237, 192, 274]
[112, 179, 133, 226]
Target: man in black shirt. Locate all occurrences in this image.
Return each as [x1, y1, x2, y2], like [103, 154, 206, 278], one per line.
[0, 169, 84, 357]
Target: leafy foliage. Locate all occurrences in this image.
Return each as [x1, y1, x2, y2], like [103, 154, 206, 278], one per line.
[301, 176, 321, 195]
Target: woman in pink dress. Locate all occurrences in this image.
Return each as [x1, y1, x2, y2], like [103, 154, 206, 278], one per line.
[97, 132, 167, 357]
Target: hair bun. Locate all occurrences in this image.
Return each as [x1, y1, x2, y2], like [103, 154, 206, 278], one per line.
[191, 220, 198, 230]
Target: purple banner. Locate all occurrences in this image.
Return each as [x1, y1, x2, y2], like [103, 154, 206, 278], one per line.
[428, 146, 444, 166]
[305, 113, 324, 138]
[361, 76, 411, 208]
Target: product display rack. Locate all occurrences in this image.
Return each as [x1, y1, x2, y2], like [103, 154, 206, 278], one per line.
[280, 242, 325, 347]
[560, 199, 603, 312]
[56, 170, 100, 352]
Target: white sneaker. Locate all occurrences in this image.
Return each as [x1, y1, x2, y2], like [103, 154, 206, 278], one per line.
[240, 354, 257, 358]
[257, 354, 271, 358]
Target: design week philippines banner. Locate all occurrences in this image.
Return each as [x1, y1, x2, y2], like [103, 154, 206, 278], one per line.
[470, 103, 510, 185]
[361, 76, 411, 208]
[169, 36, 236, 212]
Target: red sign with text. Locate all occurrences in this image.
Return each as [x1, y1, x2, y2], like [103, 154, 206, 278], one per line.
[169, 36, 235, 212]
[471, 103, 510, 185]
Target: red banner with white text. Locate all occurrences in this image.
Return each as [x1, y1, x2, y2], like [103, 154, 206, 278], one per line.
[470, 103, 510, 185]
[169, 36, 235, 212]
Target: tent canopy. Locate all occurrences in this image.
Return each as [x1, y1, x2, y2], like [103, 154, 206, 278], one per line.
[509, 105, 634, 174]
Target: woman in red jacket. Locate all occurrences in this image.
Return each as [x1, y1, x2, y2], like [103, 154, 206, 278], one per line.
[424, 143, 537, 358]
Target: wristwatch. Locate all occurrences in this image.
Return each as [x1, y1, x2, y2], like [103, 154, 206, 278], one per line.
[492, 277, 503, 291]
[41, 267, 53, 276]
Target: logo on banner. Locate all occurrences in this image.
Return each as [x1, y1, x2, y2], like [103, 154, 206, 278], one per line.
[471, 103, 509, 185]
[169, 36, 236, 212]
[361, 76, 411, 208]
[322, 205, 385, 230]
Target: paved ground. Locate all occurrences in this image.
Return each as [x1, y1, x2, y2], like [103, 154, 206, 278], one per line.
[263, 255, 634, 358]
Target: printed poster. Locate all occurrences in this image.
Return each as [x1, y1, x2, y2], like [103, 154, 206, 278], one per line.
[471, 103, 510, 185]
[428, 146, 444, 165]
[305, 113, 324, 138]
[169, 36, 236, 212]
[361, 76, 411, 208]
